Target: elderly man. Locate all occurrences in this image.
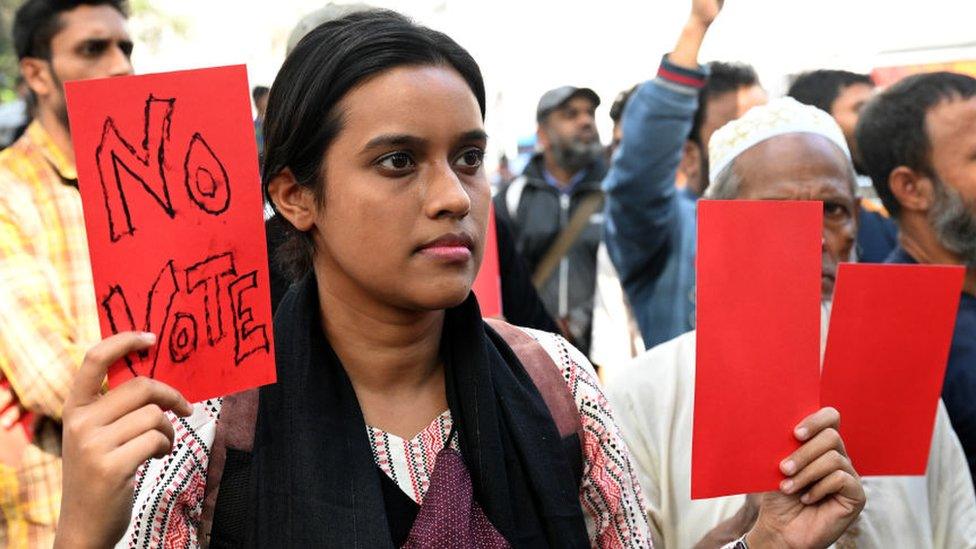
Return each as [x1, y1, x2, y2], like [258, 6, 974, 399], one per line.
[857, 71, 976, 488]
[605, 97, 976, 548]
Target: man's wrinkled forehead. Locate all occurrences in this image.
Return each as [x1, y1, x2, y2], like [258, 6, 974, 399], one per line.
[734, 133, 856, 198]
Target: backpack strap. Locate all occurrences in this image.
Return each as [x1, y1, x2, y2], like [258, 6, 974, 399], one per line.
[531, 192, 604, 288]
[504, 175, 528, 220]
[485, 318, 586, 449]
[199, 388, 259, 546]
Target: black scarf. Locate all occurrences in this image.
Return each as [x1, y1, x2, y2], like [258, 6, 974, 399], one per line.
[246, 273, 589, 548]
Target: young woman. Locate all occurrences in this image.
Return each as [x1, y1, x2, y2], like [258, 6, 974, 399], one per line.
[54, 10, 863, 549]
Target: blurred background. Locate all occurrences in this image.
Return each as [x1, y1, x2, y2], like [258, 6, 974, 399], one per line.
[0, 0, 974, 166]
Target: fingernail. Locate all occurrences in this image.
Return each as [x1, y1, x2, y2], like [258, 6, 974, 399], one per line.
[781, 459, 795, 475]
[780, 479, 793, 493]
[140, 332, 157, 344]
[801, 493, 811, 504]
[795, 427, 808, 440]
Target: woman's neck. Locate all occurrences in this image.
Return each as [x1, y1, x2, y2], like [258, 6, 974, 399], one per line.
[314, 263, 448, 437]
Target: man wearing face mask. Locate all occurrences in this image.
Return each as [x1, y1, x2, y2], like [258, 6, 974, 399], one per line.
[495, 86, 606, 356]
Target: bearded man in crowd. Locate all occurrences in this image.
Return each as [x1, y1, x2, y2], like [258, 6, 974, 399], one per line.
[495, 86, 606, 355]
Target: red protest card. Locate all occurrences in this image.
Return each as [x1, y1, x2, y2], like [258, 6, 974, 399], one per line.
[472, 205, 502, 318]
[66, 66, 276, 403]
[692, 201, 822, 499]
[821, 263, 964, 475]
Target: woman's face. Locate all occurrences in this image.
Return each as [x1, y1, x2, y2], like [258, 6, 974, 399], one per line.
[312, 64, 489, 312]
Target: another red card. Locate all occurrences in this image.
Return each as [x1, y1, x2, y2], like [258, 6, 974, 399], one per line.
[821, 263, 964, 475]
[66, 66, 276, 403]
[472, 206, 502, 317]
[692, 201, 822, 499]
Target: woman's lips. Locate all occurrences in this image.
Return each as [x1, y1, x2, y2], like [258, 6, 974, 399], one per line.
[418, 245, 472, 262]
[416, 233, 474, 263]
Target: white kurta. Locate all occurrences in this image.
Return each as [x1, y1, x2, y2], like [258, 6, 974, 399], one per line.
[590, 242, 644, 372]
[605, 330, 976, 549]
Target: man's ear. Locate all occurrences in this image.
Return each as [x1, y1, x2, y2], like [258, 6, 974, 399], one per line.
[267, 169, 317, 231]
[679, 140, 703, 191]
[679, 141, 701, 179]
[888, 166, 935, 213]
[19, 57, 52, 99]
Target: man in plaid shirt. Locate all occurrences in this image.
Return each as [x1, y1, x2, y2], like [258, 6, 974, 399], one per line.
[0, 1, 133, 546]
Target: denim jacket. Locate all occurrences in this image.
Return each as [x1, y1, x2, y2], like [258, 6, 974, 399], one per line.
[603, 57, 706, 348]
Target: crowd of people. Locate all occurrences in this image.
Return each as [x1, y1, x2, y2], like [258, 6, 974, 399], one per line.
[0, 0, 974, 547]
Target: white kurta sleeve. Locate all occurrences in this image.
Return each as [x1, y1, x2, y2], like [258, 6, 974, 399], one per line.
[927, 400, 976, 547]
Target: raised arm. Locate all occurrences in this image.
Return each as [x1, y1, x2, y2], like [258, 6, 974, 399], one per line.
[602, 0, 716, 298]
[56, 332, 191, 549]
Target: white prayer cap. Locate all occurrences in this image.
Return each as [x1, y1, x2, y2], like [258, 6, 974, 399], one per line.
[707, 97, 850, 185]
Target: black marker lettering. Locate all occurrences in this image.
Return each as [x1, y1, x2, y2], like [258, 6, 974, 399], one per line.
[100, 260, 179, 378]
[183, 133, 231, 215]
[169, 312, 198, 363]
[185, 252, 237, 345]
[95, 95, 176, 242]
[228, 270, 269, 366]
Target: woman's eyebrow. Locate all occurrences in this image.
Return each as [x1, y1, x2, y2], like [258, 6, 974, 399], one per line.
[361, 134, 427, 153]
[361, 130, 488, 153]
[456, 129, 488, 143]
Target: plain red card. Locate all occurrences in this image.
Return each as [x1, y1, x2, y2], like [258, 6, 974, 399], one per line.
[65, 66, 276, 403]
[692, 201, 822, 499]
[821, 263, 964, 475]
[472, 206, 502, 317]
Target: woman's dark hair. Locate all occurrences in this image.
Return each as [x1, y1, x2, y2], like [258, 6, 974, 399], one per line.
[263, 9, 486, 280]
